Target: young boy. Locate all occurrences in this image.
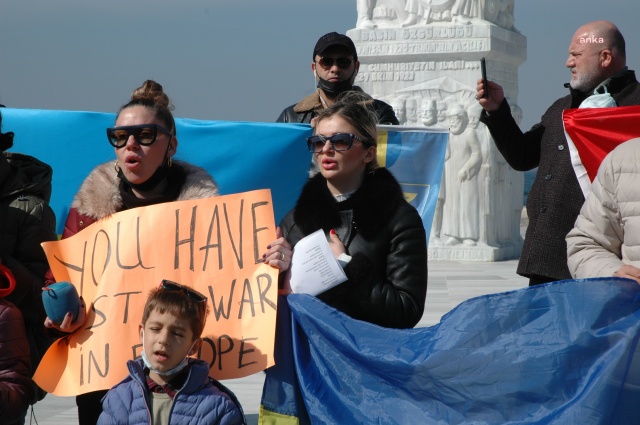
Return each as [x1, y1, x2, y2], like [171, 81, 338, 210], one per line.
[98, 280, 246, 425]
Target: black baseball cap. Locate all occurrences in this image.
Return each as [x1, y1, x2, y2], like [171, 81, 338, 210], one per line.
[313, 32, 358, 61]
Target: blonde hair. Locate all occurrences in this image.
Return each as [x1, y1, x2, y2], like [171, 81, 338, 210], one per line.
[315, 92, 379, 171]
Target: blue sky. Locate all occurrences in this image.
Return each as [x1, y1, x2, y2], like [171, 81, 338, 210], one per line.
[2, 0, 639, 131]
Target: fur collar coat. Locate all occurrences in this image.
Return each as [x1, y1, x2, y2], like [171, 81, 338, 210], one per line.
[62, 160, 219, 238]
[280, 168, 427, 328]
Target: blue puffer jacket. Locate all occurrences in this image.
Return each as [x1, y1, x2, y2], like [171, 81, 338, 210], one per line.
[98, 358, 246, 425]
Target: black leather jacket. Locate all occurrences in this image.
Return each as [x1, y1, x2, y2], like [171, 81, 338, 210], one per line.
[280, 168, 427, 328]
[276, 87, 399, 125]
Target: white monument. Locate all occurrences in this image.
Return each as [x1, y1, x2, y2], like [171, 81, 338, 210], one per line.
[349, 0, 525, 261]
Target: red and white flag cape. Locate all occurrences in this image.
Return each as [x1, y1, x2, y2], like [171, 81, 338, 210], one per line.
[563, 105, 640, 197]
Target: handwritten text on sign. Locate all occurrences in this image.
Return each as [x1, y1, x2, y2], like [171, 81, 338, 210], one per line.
[34, 190, 278, 396]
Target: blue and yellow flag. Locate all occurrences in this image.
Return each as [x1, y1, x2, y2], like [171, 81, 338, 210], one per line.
[0, 109, 312, 233]
[377, 126, 447, 236]
[1, 110, 447, 236]
[261, 278, 640, 424]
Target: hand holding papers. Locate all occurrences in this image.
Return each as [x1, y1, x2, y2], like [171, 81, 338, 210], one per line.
[289, 229, 348, 296]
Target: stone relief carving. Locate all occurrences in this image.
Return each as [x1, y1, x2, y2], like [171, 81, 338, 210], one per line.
[349, 2, 525, 260]
[390, 96, 406, 124]
[382, 75, 523, 258]
[356, 0, 516, 30]
[420, 98, 438, 126]
[440, 102, 482, 246]
[405, 97, 420, 125]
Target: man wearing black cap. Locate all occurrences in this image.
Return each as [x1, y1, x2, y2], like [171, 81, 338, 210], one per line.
[276, 32, 399, 125]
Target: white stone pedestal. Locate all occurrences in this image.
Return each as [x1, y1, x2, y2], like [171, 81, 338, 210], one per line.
[348, 2, 526, 261]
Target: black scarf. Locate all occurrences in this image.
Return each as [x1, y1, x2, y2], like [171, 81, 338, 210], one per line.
[118, 164, 186, 210]
[293, 168, 405, 239]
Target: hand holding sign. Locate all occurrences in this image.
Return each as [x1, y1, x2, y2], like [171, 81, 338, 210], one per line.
[36, 190, 279, 396]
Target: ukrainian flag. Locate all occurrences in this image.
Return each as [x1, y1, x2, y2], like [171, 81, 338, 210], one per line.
[0, 109, 313, 233]
[261, 278, 640, 424]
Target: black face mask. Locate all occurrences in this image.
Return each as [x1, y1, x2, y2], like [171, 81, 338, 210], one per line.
[316, 69, 357, 99]
[117, 131, 173, 192]
[118, 163, 169, 192]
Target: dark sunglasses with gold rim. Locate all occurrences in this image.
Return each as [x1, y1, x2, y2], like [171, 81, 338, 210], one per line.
[160, 279, 207, 303]
[106, 124, 173, 148]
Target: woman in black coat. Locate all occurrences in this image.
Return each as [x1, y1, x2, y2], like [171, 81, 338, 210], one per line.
[275, 92, 428, 329]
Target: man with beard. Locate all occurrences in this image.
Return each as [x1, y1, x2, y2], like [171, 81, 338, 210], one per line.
[276, 32, 398, 125]
[476, 20, 640, 286]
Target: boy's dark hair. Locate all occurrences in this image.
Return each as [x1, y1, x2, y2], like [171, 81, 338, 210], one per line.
[141, 282, 209, 340]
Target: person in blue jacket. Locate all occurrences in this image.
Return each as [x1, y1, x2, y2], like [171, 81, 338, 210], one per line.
[98, 279, 245, 425]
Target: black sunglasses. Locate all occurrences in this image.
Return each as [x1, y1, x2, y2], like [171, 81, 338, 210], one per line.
[317, 57, 353, 70]
[106, 124, 173, 148]
[307, 133, 368, 153]
[160, 280, 207, 303]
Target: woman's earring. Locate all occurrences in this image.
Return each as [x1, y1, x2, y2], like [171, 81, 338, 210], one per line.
[167, 157, 172, 168]
[114, 161, 120, 174]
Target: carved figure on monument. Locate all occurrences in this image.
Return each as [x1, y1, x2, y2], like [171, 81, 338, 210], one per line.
[436, 100, 448, 125]
[453, 0, 482, 18]
[405, 97, 420, 126]
[441, 103, 482, 246]
[497, 0, 515, 31]
[403, 0, 455, 26]
[391, 96, 407, 124]
[478, 0, 516, 30]
[356, 0, 376, 29]
[467, 101, 495, 246]
[467, 101, 482, 129]
[420, 98, 438, 126]
[356, 0, 377, 29]
[356, 0, 408, 29]
[355, 0, 516, 29]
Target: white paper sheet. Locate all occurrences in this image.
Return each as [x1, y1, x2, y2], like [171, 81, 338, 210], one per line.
[289, 229, 348, 296]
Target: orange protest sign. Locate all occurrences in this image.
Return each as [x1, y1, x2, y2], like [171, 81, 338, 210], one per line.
[34, 189, 278, 396]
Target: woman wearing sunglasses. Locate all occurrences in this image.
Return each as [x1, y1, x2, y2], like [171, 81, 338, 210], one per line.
[280, 91, 428, 327]
[43, 80, 220, 425]
[261, 92, 428, 422]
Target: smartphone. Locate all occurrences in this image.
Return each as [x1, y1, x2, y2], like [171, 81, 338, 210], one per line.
[481, 57, 489, 98]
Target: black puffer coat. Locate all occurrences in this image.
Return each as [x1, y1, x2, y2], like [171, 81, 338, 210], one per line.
[280, 168, 427, 328]
[0, 152, 57, 372]
[480, 69, 640, 281]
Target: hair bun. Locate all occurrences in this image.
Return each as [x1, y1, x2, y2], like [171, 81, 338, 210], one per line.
[131, 80, 174, 111]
